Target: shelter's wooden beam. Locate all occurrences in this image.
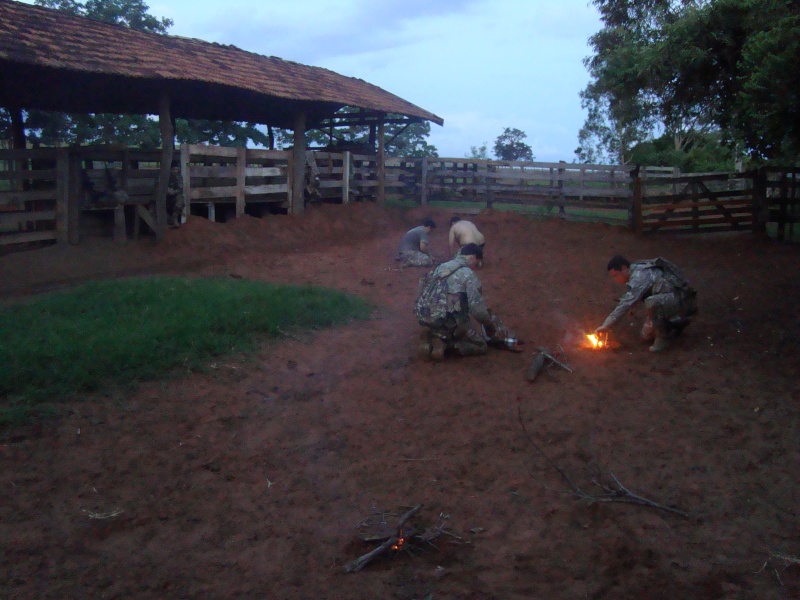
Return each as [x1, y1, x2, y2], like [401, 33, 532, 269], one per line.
[155, 92, 173, 240]
[377, 115, 385, 205]
[10, 107, 26, 150]
[291, 111, 307, 215]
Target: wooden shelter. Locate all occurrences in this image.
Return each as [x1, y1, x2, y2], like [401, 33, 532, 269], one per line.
[0, 0, 442, 238]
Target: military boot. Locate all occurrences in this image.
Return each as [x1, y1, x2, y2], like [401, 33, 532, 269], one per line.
[649, 318, 669, 353]
[430, 337, 447, 362]
[667, 316, 692, 336]
[418, 331, 433, 357]
[640, 317, 655, 342]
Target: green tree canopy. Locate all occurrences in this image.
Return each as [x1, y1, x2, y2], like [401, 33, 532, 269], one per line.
[466, 142, 490, 160]
[578, 0, 800, 166]
[276, 115, 438, 157]
[493, 127, 534, 162]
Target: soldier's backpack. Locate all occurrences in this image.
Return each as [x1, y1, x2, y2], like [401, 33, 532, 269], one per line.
[414, 265, 465, 326]
[639, 257, 698, 309]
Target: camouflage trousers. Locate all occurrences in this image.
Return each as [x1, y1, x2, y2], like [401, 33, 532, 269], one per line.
[641, 290, 698, 339]
[397, 250, 433, 267]
[426, 315, 488, 357]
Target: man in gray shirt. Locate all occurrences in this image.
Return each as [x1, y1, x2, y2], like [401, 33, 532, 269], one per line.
[396, 219, 436, 267]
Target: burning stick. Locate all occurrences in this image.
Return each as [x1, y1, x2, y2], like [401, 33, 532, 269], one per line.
[344, 504, 422, 573]
[585, 331, 609, 349]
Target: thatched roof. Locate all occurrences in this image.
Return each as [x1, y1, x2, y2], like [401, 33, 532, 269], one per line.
[0, 0, 443, 129]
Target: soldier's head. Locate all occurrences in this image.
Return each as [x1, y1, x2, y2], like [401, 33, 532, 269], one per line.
[460, 243, 483, 266]
[607, 255, 631, 285]
[423, 218, 437, 232]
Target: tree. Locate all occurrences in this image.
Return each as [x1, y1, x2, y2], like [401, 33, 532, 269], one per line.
[276, 114, 438, 157]
[466, 142, 490, 160]
[653, 0, 800, 162]
[493, 127, 534, 162]
[629, 131, 739, 173]
[577, 0, 695, 165]
[579, 0, 800, 165]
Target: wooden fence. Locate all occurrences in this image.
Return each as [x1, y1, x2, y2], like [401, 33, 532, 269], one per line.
[183, 145, 292, 220]
[759, 167, 800, 241]
[385, 158, 634, 222]
[2, 144, 798, 248]
[0, 147, 169, 247]
[182, 146, 380, 220]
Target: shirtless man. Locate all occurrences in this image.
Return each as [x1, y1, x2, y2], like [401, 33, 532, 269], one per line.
[448, 216, 485, 257]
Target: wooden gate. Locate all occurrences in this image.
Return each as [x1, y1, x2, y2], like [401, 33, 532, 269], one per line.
[633, 172, 754, 235]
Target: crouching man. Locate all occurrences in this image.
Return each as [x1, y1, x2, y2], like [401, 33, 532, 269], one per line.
[595, 255, 698, 353]
[414, 243, 512, 361]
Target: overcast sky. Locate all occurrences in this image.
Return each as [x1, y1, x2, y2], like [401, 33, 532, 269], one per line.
[26, 0, 603, 161]
[148, 0, 603, 161]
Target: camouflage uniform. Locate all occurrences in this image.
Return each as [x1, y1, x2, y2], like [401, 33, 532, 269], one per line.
[396, 225, 433, 267]
[419, 255, 497, 356]
[600, 258, 698, 342]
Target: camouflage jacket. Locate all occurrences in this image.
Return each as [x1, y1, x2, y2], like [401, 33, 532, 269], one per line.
[600, 258, 687, 329]
[434, 255, 491, 324]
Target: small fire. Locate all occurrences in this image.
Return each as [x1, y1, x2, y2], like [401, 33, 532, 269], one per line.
[586, 332, 607, 349]
[392, 530, 406, 551]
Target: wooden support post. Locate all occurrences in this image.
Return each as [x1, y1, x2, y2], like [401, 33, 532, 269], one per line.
[10, 108, 27, 193]
[67, 151, 81, 245]
[291, 111, 307, 215]
[113, 205, 126, 243]
[55, 148, 69, 244]
[155, 92, 174, 241]
[558, 161, 566, 217]
[181, 144, 191, 223]
[420, 156, 428, 205]
[208, 202, 216, 222]
[376, 116, 385, 205]
[752, 168, 768, 236]
[632, 176, 643, 235]
[342, 151, 351, 204]
[235, 147, 246, 217]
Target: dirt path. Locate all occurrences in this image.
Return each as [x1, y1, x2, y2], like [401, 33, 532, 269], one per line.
[2, 204, 799, 599]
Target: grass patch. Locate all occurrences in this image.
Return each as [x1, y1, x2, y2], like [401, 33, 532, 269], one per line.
[0, 276, 372, 426]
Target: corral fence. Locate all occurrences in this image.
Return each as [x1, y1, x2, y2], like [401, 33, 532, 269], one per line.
[0, 144, 384, 248]
[634, 167, 799, 239]
[1, 145, 798, 249]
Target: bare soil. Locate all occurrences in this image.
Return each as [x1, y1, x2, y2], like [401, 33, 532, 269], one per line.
[2, 204, 799, 599]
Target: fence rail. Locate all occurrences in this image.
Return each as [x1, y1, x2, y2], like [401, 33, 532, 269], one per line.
[2, 145, 798, 249]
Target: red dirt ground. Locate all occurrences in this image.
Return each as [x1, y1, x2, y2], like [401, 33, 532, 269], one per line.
[1, 204, 799, 599]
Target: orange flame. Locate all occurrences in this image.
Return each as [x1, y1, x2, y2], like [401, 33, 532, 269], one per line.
[392, 529, 405, 551]
[586, 333, 606, 349]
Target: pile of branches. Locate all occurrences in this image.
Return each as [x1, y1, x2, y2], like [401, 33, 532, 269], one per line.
[343, 504, 461, 573]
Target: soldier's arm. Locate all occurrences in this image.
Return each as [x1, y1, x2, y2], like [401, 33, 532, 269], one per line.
[448, 226, 456, 251]
[599, 273, 651, 330]
[464, 274, 492, 324]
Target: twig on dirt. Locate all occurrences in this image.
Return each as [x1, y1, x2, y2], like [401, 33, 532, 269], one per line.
[276, 326, 303, 342]
[344, 504, 422, 573]
[516, 405, 690, 518]
[771, 550, 800, 565]
[82, 508, 124, 519]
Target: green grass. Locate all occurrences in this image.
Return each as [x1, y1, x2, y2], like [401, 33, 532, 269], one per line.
[0, 276, 373, 426]
[386, 197, 630, 225]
